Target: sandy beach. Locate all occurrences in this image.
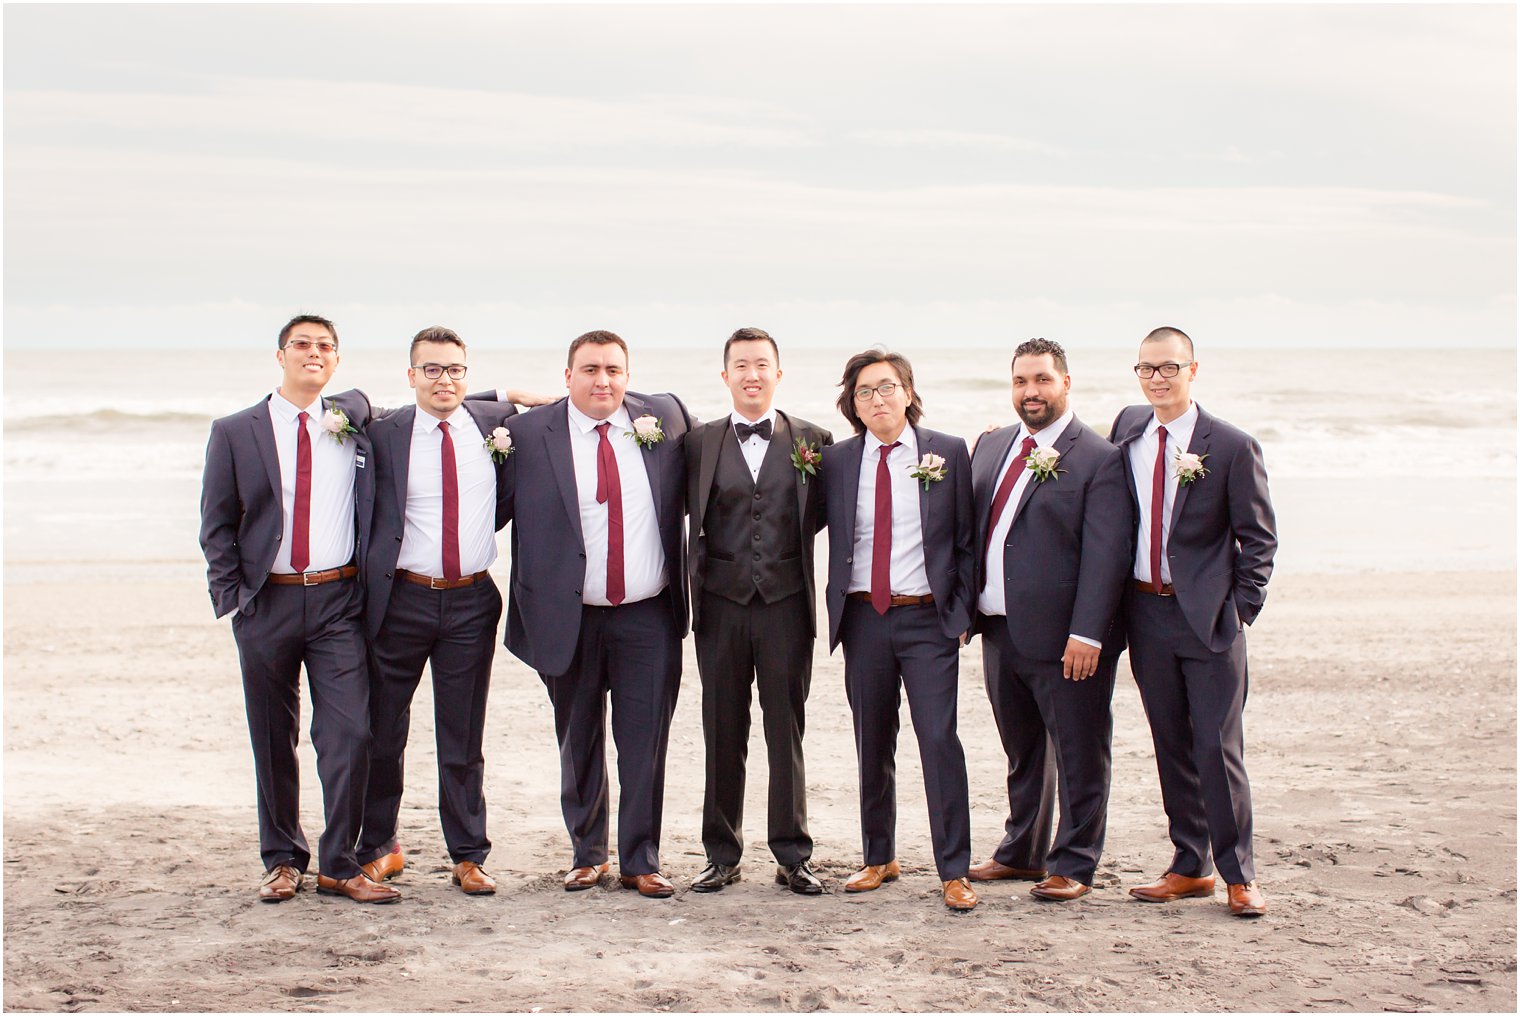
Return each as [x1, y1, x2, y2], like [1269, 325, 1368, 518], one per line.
[2, 562, 1514, 1012]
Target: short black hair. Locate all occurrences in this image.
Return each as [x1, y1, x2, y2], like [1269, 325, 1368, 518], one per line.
[835, 348, 924, 435]
[567, 329, 629, 369]
[278, 314, 337, 349]
[1142, 326, 1194, 359]
[1011, 337, 1068, 375]
[409, 326, 466, 362]
[723, 327, 780, 367]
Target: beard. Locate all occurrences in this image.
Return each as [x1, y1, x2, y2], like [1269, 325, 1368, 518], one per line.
[1015, 394, 1065, 430]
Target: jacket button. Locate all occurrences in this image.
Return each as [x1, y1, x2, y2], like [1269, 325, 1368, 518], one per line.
[753, 513, 761, 521]
[395, 535, 402, 542]
[275, 534, 281, 541]
[846, 556, 853, 564]
[752, 553, 761, 561]
[753, 492, 762, 500]
[385, 572, 392, 578]
[753, 574, 761, 583]
[574, 589, 581, 596]
[753, 532, 761, 541]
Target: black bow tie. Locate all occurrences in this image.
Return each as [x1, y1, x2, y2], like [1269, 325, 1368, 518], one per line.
[735, 419, 773, 441]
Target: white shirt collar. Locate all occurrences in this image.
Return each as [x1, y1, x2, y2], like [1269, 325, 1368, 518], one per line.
[1016, 406, 1075, 448]
[412, 406, 471, 435]
[1146, 401, 1198, 436]
[864, 424, 918, 459]
[567, 399, 631, 435]
[270, 389, 322, 422]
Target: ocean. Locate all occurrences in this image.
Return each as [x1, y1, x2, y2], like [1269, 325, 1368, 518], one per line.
[3, 346, 1513, 578]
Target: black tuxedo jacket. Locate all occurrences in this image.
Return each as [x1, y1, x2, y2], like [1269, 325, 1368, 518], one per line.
[821, 425, 975, 652]
[200, 388, 376, 620]
[1109, 403, 1277, 652]
[970, 416, 1133, 661]
[501, 392, 693, 676]
[684, 411, 833, 636]
[361, 401, 519, 637]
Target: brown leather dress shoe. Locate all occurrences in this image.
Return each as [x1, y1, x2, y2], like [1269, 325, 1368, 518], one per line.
[1030, 875, 1091, 901]
[968, 858, 1048, 882]
[315, 872, 401, 904]
[1227, 881, 1267, 917]
[1129, 871, 1216, 903]
[619, 871, 675, 898]
[361, 847, 405, 883]
[258, 865, 303, 902]
[452, 861, 497, 895]
[943, 878, 978, 911]
[844, 860, 902, 893]
[564, 863, 609, 891]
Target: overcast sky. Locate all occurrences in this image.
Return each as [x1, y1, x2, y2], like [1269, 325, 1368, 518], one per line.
[3, 3, 1514, 349]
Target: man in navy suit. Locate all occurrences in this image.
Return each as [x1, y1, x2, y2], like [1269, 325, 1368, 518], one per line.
[1110, 326, 1277, 918]
[354, 327, 518, 898]
[200, 314, 398, 903]
[822, 349, 979, 912]
[500, 330, 692, 898]
[685, 328, 833, 896]
[967, 338, 1132, 902]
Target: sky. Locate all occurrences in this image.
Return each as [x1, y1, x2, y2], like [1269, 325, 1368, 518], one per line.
[3, 2, 1515, 350]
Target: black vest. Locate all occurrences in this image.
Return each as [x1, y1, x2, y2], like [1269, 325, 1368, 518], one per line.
[701, 426, 805, 605]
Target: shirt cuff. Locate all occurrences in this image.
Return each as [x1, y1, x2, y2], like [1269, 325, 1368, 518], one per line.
[1069, 633, 1101, 649]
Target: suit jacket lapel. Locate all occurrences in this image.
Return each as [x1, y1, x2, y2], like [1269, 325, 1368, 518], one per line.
[1011, 420, 1079, 526]
[622, 394, 665, 530]
[915, 427, 935, 547]
[696, 418, 726, 536]
[975, 426, 1018, 531]
[542, 403, 585, 550]
[250, 397, 283, 506]
[842, 434, 864, 547]
[1114, 407, 1147, 507]
[771, 412, 808, 526]
[387, 407, 415, 517]
[1171, 407, 1211, 530]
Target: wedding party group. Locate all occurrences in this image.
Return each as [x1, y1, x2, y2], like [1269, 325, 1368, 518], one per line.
[198, 318, 1275, 919]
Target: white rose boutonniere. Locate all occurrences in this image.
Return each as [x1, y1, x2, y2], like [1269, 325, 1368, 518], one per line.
[908, 452, 948, 491]
[321, 406, 359, 445]
[1175, 451, 1209, 485]
[1025, 446, 1063, 482]
[628, 414, 664, 448]
[484, 426, 513, 464]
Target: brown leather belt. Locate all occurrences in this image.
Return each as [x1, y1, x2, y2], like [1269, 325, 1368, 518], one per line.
[397, 568, 491, 590]
[267, 565, 358, 586]
[1134, 580, 1176, 596]
[848, 592, 935, 607]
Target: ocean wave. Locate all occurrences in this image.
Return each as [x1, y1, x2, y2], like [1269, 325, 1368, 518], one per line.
[3, 408, 214, 432]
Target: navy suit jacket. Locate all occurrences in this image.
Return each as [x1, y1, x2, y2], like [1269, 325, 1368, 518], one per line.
[361, 400, 519, 637]
[685, 410, 833, 637]
[1109, 403, 1277, 653]
[500, 392, 693, 676]
[822, 425, 976, 652]
[200, 389, 376, 620]
[970, 416, 1133, 661]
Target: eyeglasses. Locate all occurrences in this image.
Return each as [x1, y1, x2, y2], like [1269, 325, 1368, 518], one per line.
[285, 339, 337, 355]
[1133, 361, 1193, 379]
[852, 382, 900, 403]
[415, 363, 468, 380]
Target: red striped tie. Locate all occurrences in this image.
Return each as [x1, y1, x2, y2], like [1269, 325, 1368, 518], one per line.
[1149, 425, 1168, 593]
[440, 422, 461, 582]
[291, 411, 311, 573]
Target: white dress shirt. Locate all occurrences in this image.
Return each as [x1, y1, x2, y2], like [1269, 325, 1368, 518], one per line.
[730, 408, 777, 481]
[567, 400, 667, 605]
[1129, 401, 1199, 586]
[978, 408, 1073, 616]
[268, 390, 356, 574]
[396, 409, 498, 576]
[847, 427, 932, 596]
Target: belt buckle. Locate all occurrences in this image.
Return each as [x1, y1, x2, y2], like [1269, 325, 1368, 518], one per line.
[302, 571, 321, 587]
[430, 575, 448, 590]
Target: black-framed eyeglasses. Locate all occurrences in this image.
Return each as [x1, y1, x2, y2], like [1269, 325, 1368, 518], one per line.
[415, 363, 468, 380]
[285, 339, 337, 355]
[853, 381, 900, 403]
[1133, 361, 1193, 379]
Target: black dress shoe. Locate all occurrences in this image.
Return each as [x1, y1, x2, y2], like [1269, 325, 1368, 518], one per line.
[775, 861, 824, 895]
[691, 862, 741, 893]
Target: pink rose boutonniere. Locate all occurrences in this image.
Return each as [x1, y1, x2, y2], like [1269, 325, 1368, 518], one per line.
[1175, 451, 1209, 485]
[321, 406, 359, 445]
[628, 415, 664, 448]
[908, 452, 948, 491]
[484, 426, 514, 464]
[1025, 446, 1063, 482]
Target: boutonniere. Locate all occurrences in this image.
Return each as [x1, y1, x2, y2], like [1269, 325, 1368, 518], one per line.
[908, 452, 947, 491]
[791, 438, 822, 484]
[1175, 451, 1209, 485]
[483, 426, 514, 464]
[1025, 446, 1063, 482]
[320, 405, 359, 445]
[627, 414, 664, 448]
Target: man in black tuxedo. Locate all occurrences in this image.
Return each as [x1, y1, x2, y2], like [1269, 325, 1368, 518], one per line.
[354, 327, 518, 897]
[684, 328, 832, 896]
[200, 314, 398, 904]
[1110, 326, 1277, 918]
[967, 338, 1132, 902]
[822, 349, 979, 912]
[500, 330, 692, 898]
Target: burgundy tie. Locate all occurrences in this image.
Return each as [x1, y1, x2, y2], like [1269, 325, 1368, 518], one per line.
[440, 422, 461, 582]
[983, 435, 1037, 571]
[1149, 425, 1168, 593]
[291, 411, 311, 573]
[595, 422, 625, 605]
[870, 442, 900, 615]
